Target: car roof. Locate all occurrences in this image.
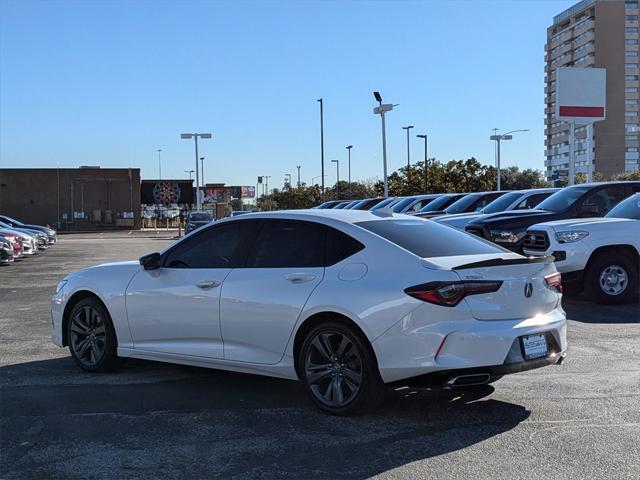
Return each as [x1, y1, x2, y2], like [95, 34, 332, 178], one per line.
[216, 208, 406, 226]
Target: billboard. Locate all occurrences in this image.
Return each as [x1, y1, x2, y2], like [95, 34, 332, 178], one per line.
[241, 186, 256, 198]
[141, 180, 194, 205]
[555, 67, 606, 123]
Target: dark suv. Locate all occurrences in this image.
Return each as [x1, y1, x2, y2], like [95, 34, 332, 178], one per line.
[465, 182, 640, 252]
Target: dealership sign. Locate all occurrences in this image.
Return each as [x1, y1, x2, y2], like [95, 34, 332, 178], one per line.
[555, 67, 606, 123]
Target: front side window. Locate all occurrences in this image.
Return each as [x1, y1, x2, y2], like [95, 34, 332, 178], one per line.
[445, 194, 482, 214]
[246, 220, 325, 268]
[581, 186, 627, 216]
[164, 221, 257, 268]
[515, 192, 553, 210]
[356, 219, 505, 258]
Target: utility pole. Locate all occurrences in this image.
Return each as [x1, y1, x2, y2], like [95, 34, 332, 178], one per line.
[489, 128, 528, 190]
[402, 126, 413, 169]
[157, 148, 162, 180]
[317, 98, 325, 200]
[296, 165, 301, 187]
[346, 145, 352, 186]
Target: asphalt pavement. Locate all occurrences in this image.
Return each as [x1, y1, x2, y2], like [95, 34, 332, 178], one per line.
[1, 232, 639, 479]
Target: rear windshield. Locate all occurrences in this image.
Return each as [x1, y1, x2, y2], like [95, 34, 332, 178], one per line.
[356, 219, 506, 258]
[536, 185, 590, 212]
[606, 194, 640, 220]
[420, 194, 456, 212]
[189, 213, 212, 221]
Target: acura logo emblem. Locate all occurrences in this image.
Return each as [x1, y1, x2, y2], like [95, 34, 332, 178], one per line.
[524, 282, 533, 298]
[529, 234, 536, 242]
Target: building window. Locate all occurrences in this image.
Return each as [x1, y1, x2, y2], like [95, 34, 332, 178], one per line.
[626, 1, 639, 8]
[626, 75, 640, 81]
[626, 51, 640, 56]
[626, 87, 639, 93]
[626, 99, 640, 105]
[627, 15, 639, 20]
[626, 124, 640, 131]
[626, 134, 639, 140]
[626, 63, 639, 69]
[627, 27, 640, 33]
[626, 39, 640, 45]
[626, 111, 640, 116]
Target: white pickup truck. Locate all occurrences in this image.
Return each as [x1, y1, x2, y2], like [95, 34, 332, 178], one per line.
[523, 193, 640, 304]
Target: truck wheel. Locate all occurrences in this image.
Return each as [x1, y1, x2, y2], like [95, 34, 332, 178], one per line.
[585, 253, 638, 304]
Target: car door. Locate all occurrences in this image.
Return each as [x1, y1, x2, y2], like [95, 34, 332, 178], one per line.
[125, 221, 258, 358]
[220, 219, 326, 364]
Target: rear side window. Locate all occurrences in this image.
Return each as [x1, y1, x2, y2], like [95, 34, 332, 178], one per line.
[515, 192, 551, 210]
[581, 186, 627, 216]
[246, 220, 326, 268]
[326, 228, 364, 266]
[356, 219, 505, 258]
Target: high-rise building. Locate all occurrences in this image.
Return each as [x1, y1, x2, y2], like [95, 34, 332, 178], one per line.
[545, 0, 637, 183]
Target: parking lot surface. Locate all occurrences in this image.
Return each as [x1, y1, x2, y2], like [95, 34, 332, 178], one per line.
[1, 232, 639, 479]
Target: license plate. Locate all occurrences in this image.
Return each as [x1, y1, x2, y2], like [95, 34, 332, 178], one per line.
[522, 334, 548, 360]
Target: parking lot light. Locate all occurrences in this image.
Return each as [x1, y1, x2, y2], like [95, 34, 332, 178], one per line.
[489, 128, 528, 190]
[180, 133, 212, 210]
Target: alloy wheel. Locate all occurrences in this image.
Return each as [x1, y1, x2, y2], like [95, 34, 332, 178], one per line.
[70, 306, 107, 367]
[599, 265, 628, 296]
[304, 331, 363, 408]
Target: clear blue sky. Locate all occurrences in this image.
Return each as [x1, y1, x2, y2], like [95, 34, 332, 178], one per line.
[0, 0, 575, 189]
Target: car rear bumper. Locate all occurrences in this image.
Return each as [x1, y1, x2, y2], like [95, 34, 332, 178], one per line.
[373, 307, 567, 383]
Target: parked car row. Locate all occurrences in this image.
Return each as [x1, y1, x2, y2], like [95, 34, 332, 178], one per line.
[315, 181, 640, 304]
[0, 214, 57, 265]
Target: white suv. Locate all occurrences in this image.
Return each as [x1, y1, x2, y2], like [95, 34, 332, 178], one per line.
[523, 194, 640, 304]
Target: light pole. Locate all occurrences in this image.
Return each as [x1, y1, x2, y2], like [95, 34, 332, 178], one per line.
[331, 159, 340, 196]
[285, 173, 292, 188]
[416, 134, 428, 192]
[157, 148, 162, 180]
[180, 133, 212, 210]
[264, 175, 272, 210]
[184, 169, 194, 180]
[312, 174, 327, 185]
[489, 128, 529, 190]
[317, 98, 325, 200]
[346, 145, 352, 186]
[200, 157, 205, 187]
[373, 92, 396, 198]
[402, 126, 413, 169]
[296, 165, 301, 187]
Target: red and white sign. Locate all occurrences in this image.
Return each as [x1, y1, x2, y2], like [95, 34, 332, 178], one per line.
[555, 67, 606, 123]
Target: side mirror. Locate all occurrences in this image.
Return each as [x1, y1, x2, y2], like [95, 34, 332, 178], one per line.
[139, 252, 161, 270]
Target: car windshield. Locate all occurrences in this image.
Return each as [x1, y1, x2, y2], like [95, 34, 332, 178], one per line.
[391, 197, 418, 212]
[536, 185, 591, 212]
[189, 213, 212, 222]
[0, 215, 23, 226]
[419, 194, 455, 212]
[480, 192, 524, 214]
[356, 219, 505, 257]
[445, 194, 482, 213]
[370, 197, 398, 210]
[605, 194, 640, 220]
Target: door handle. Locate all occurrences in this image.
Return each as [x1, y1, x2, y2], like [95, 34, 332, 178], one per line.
[284, 273, 317, 284]
[196, 280, 221, 289]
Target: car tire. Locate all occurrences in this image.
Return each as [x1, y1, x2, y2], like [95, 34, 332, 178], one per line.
[67, 297, 122, 372]
[586, 252, 638, 304]
[298, 321, 384, 415]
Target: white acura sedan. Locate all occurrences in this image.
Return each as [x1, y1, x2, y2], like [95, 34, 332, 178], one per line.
[51, 210, 567, 414]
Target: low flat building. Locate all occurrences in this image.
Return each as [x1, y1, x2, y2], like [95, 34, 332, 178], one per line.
[0, 167, 142, 230]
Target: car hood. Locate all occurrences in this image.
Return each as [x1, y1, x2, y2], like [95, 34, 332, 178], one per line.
[434, 212, 484, 224]
[533, 217, 636, 231]
[467, 209, 556, 227]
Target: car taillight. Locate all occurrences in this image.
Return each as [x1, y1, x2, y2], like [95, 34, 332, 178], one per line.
[405, 281, 503, 307]
[544, 272, 562, 293]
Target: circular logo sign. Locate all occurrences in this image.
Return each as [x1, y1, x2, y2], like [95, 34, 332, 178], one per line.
[153, 181, 181, 205]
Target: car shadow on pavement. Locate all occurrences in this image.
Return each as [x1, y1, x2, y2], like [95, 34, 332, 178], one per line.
[1, 357, 531, 479]
[562, 295, 640, 323]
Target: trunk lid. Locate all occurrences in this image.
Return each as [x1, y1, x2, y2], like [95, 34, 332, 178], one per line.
[423, 253, 560, 320]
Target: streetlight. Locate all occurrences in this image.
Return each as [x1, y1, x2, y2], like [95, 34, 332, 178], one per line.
[311, 174, 327, 185]
[489, 128, 529, 190]
[416, 134, 428, 192]
[345, 145, 352, 186]
[373, 91, 396, 198]
[402, 126, 414, 169]
[331, 159, 340, 196]
[184, 169, 195, 180]
[296, 165, 301, 187]
[200, 157, 205, 187]
[285, 173, 292, 188]
[180, 132, 212, 210]
[157, 148, 162, 180]
[317, 98, 325, 200]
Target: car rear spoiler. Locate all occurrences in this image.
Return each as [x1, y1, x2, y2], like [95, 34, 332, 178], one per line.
[452, 255, 555, 270]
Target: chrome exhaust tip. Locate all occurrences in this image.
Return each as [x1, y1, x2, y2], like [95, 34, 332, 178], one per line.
[446, 373, 491, 387]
